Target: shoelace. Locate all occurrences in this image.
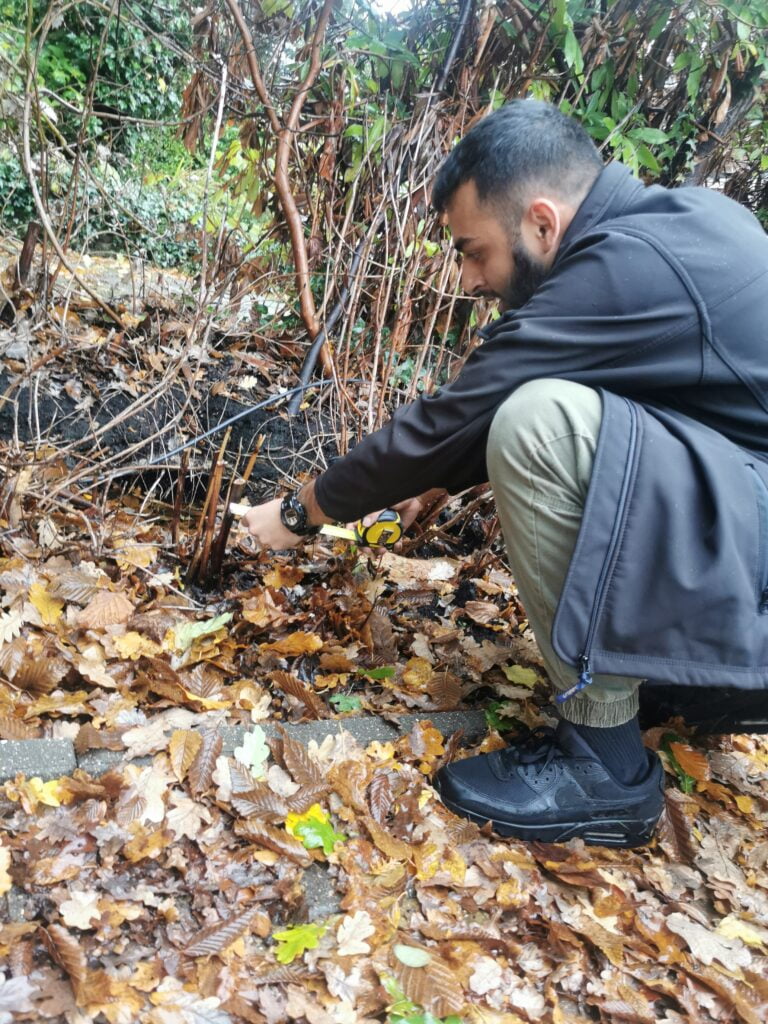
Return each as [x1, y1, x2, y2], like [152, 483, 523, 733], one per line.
[498, 726, 561, 773]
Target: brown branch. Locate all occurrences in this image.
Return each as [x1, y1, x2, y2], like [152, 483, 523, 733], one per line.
[224, 0, 335, 377]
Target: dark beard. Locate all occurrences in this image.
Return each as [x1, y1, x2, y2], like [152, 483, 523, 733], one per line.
[500, 241, 549, 310]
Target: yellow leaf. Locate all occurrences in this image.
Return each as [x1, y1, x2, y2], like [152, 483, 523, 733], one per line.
[29, 582, 63, 625]
[286, 803, 327, 836]
[443, 847, 467, 885]
[716, 914, 768, 948]
[402, 657, 433, 690]
[734, 794, 754, 814]
[115, 543, 157, 571]
[114, 631, 161, 660]
[0, 843, 11, 896]
[261, 631, 323, 657]
[28, 776, 67, 807]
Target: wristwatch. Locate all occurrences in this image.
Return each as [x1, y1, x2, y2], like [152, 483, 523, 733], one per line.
[280, 493, 318, 536]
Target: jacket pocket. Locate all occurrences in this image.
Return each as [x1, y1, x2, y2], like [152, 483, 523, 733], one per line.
[748, 464, 768, 614]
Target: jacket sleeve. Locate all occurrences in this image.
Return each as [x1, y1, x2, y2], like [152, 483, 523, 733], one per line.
[315, 230, 700, 523]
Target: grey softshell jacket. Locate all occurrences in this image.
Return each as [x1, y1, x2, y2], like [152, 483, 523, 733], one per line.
[315, 163, 768, 690]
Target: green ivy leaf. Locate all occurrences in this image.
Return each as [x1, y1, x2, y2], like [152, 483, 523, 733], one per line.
[329, 693, 362, 712]
[272, 922, 327, 964]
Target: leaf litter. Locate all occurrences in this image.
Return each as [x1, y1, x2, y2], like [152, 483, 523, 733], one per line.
[0, 490, 767, 1023]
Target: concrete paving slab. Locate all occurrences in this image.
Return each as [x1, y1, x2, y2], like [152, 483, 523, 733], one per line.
[1, 710, 489, 781]
[0, 740, 76, 782]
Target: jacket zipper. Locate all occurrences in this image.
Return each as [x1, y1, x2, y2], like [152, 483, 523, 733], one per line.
[748, 464, 768, 614]
[556, 400, 639, 704]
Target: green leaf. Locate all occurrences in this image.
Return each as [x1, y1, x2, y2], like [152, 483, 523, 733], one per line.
[272, 922, 327, 964]
[329, 693, 362, 712]
[356, 665, 396, 679]
[501, 664, 538, 688]
[661, 732, 696, 794]
[172, 612, 232, 652]
[636, 143, 661, 174]
[393, 944, 432, 967]
[286, 804, 346, 855]
[632, 126, 669, 145]
[563, 27, 584, 74]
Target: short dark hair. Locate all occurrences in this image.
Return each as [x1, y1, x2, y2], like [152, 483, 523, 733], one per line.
[431, 100, 603, 218]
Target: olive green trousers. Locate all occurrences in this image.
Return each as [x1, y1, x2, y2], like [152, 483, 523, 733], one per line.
[486, 378, 641, 727]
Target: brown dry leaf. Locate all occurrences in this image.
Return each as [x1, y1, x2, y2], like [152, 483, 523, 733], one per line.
[427, 671, 462, 709]
[657, 788, 699, 863]
[0, 636, 26, 680]
[165, 790, 212, 841]
[263, 565, 304, 588]
[184, 904, 270, 957]
[188, 729, 223, 796]
[77, 590, 134, 628]
[0, 714, 40, 740]
[13, 655, 69, 696]
[270, 670, 327, 719]
[169, 729, 203, 783]
[364, 816, 411, 860]
[279, 727, 324, 786]
[368, 771, 394, 823]
[230, 785, 289, 820]
[261, 631, 323, 657]
[391, 945, 466, 1018]
[74, 723, 124, 755]
[379, 551, 460, 590]
[39, 923, 89, 1001]
[117, 764, 172, 826]
[462, 599, 501, 625]
[669, 741, 710, 782]
[234, 819, 313, 866]
[241, 589, 290, 630]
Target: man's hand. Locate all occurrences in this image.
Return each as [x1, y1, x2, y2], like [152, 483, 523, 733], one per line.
[241, 498, 303, 549]
[355, 488, 447, 545]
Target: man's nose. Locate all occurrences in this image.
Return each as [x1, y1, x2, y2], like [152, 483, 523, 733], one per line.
[461, 262, 486, 296]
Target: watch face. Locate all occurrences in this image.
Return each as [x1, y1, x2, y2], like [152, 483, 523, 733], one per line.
[285, 507, 300, 526]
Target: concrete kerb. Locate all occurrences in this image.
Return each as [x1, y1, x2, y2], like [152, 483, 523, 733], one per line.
[0, 710, 488, 782]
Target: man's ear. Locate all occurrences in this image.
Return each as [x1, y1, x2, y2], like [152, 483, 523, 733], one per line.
[521, 198, 562, 258]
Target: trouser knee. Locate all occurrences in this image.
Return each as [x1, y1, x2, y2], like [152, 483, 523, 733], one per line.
[486, 378, 602, 501]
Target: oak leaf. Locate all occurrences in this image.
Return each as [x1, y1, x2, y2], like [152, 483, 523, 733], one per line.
[59, 890, 102, 930]
[336, 910, 375, 957]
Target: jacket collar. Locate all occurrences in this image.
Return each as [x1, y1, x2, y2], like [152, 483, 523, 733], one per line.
[556, 161, 644, 260]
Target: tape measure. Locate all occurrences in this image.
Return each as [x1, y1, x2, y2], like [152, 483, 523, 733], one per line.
[320, 509, 403, 548]
[229, 503, 402, 548]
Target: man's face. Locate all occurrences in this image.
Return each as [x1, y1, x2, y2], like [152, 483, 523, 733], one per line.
[445, 179, 550, 311]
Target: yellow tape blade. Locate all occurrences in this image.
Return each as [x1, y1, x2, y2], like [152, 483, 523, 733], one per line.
[319, 524, 357, 541]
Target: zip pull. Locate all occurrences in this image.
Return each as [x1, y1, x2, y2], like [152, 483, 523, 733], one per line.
[555, 656, 594, 704]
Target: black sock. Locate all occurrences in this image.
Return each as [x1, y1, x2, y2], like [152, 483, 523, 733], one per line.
[572, 716, 647, 785]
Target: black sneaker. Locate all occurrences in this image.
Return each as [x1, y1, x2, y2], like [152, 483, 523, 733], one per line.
[639, 681, 768, 734]
[433, 720, 664, 848]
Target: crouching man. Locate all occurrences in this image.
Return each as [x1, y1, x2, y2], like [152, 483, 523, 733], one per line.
[242, 100, 768, 847]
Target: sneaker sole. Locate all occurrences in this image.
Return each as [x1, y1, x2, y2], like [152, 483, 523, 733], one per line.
[437, 790, 660, 848]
